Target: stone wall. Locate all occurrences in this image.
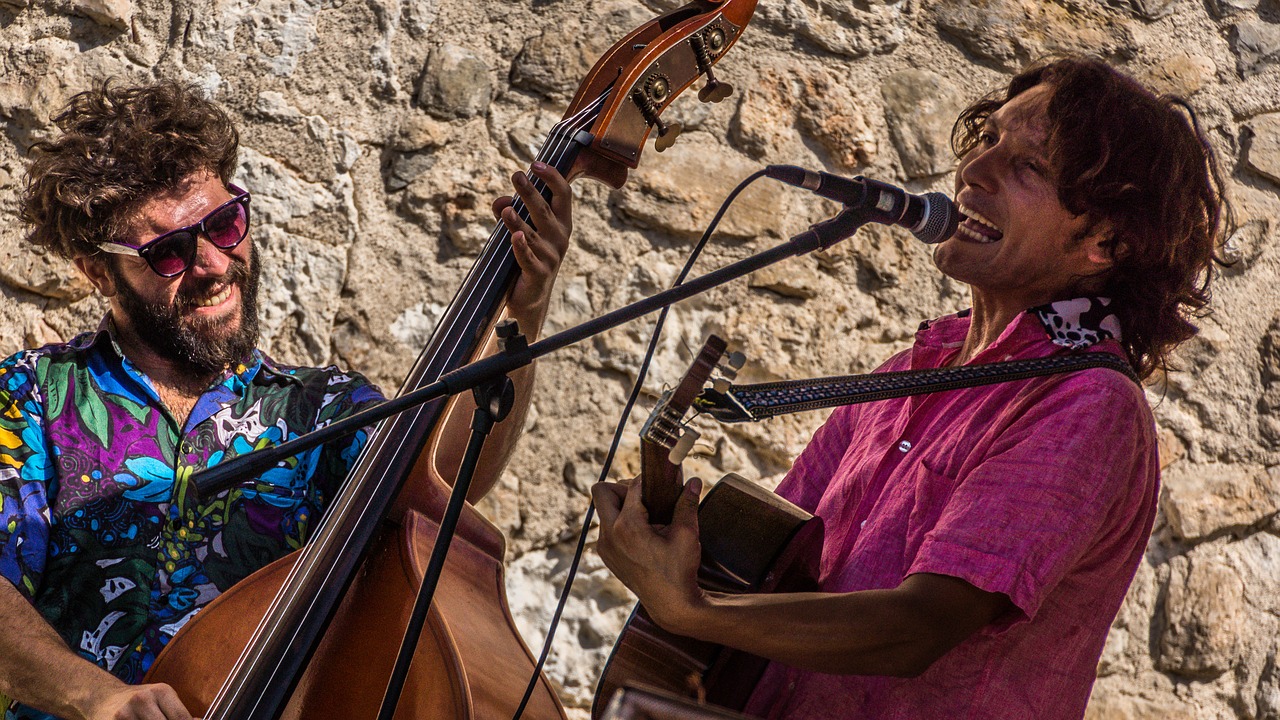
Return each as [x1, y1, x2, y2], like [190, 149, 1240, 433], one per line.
[0, 0, 1277, 717]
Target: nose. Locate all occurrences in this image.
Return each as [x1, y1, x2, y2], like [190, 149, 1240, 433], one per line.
[958, 142, 1001, 195]
[185, 232, 237, 278]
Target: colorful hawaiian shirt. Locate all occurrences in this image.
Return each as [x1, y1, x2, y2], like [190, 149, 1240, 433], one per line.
[0, 323, 383, 719]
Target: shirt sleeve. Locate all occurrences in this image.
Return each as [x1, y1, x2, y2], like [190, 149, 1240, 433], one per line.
[907, 372, 1156, 624]
[0, 353, 53, 601]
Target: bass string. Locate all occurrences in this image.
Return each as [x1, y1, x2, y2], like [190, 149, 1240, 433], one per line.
[206, 91, 611, 718]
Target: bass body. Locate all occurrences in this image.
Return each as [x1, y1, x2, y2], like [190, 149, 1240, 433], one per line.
[146, 504, 561, 719]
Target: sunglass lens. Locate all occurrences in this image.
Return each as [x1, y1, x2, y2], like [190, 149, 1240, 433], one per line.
[144, 232, 198, 277]
[206, 202, 249, 249]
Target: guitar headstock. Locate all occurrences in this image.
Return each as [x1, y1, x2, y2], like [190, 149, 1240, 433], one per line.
[639, 335, 745, 524]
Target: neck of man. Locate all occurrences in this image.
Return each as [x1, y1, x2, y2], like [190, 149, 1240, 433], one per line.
[949, 291, 1035, 367]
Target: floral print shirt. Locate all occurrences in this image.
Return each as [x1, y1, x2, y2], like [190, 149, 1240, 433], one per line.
[0, 324, 382, 719]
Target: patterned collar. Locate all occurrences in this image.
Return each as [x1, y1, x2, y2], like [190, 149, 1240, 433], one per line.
[1029, 297, 1122, 350]
[920, 297, 1121, 352]
[79, 313, 292, 388]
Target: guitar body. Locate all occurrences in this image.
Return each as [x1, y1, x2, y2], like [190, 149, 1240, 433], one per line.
[593, 474, 823, 717]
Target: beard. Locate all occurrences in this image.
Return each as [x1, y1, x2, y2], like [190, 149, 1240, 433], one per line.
[108, 244, 262, 377]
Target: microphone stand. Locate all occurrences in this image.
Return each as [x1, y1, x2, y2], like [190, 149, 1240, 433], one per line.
[189, 207, 869, 717]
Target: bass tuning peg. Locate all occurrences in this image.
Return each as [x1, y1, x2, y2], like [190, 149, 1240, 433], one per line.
[654, 120, 683, 152]
[691, 29, 734, 104]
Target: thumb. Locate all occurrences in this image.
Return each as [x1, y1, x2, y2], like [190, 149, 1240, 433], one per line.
[672, 476, 702, 533]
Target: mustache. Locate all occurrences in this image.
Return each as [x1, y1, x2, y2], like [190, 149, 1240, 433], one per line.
[176, 256, 251, 306]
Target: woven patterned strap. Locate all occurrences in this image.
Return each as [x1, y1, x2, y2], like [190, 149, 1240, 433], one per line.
[697, 353, 1139, 423]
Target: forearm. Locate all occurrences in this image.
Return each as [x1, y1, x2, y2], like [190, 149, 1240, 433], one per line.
[0, 579, 124, 720]
[650, 573, 1011, 678]
[672, 587, 953, 676]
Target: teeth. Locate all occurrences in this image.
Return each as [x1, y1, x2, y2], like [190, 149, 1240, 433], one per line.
[958, 203, 1002, 234]
[193, 285, 233, 308]
[955, 223, 999, 244]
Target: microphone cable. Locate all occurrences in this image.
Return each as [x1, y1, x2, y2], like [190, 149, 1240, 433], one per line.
[509, 168, 770, 720]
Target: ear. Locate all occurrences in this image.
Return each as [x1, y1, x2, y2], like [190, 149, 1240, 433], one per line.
[1080, 223, 1120, 273]
[74, 255, 118, 298]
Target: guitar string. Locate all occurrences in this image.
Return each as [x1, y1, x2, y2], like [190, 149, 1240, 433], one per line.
[205, 93, 608, 718]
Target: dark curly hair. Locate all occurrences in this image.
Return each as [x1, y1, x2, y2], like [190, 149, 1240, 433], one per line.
[20, 79, 239, 259]
[952, 57, 1230, 380]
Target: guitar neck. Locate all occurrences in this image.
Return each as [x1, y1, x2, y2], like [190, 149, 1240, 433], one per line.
[640, 437, 683, 526]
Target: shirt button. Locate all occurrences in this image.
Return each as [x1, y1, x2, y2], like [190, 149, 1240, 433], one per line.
[898, 440, 912, 453]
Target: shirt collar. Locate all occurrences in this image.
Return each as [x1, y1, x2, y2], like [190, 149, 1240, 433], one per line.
[916, 296, 1121, 353]
[1029, 297, 1122, 349]
[89, 312, 277, 389]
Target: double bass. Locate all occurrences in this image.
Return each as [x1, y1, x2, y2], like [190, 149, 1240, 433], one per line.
[143, 1, 759, 718]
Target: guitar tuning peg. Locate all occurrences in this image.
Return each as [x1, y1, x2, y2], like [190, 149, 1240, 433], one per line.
[727, 351, 746, 371]
[712, 377, 731, 394]
[654, 120, 683, 152]
[668, 428, 700, 464]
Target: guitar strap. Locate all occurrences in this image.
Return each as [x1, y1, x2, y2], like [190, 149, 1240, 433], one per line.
[697, 352, 1139, 423]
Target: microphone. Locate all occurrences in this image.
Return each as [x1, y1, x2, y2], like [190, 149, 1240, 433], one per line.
[765, 165, 959, 244]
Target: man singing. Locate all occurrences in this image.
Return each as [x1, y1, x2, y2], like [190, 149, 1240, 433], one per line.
[594, 56, 1227, 719]
[0, 80, 573, 720]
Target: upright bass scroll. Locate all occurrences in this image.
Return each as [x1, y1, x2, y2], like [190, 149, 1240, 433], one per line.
[144, 1, 760, 719]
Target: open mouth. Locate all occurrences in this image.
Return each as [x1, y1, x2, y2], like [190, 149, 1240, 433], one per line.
[956, 204, 1004, 244]
[187, 283, 235, 309]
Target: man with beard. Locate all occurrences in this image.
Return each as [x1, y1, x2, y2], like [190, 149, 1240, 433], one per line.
[0, 81, 572, 720]
[594, 57, 1227, 719]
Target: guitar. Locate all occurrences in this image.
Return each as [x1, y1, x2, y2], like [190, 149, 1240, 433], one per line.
[592, 336, 825, 717]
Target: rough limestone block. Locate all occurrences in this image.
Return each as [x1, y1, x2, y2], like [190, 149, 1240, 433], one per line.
[1211, 0, 1261, 16]
[1162, 462, 1280, 541]
[418, 44, 493, 120]
[1129, 0, 1180, 20]
[1248, 113, 1280, 184]
[1083, 691, 1201, 720]
[0, 231, 94, 301]
[748, 261, 823, 300]
[1233, 21, 1280, 78]
[881, 69, 966, 179]
[1157, 553, 1245, 678]
[932, 0, 1136, 72]
[795, 70, 878, 168]
[611, 136, 786, 239]
[70, 0, 130, 29]
[1141, 53, 1216, 96]
[781, 0, 905, 58]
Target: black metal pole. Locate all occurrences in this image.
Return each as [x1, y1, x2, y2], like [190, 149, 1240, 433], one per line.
[191, 210, 862, 496]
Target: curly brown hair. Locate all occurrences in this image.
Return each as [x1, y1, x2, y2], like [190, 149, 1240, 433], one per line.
[952, 57, 1230, 380]
[20, 79, 239, 259]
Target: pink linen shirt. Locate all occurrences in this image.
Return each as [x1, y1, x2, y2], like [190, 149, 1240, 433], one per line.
[743, 304, 1159, 720]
